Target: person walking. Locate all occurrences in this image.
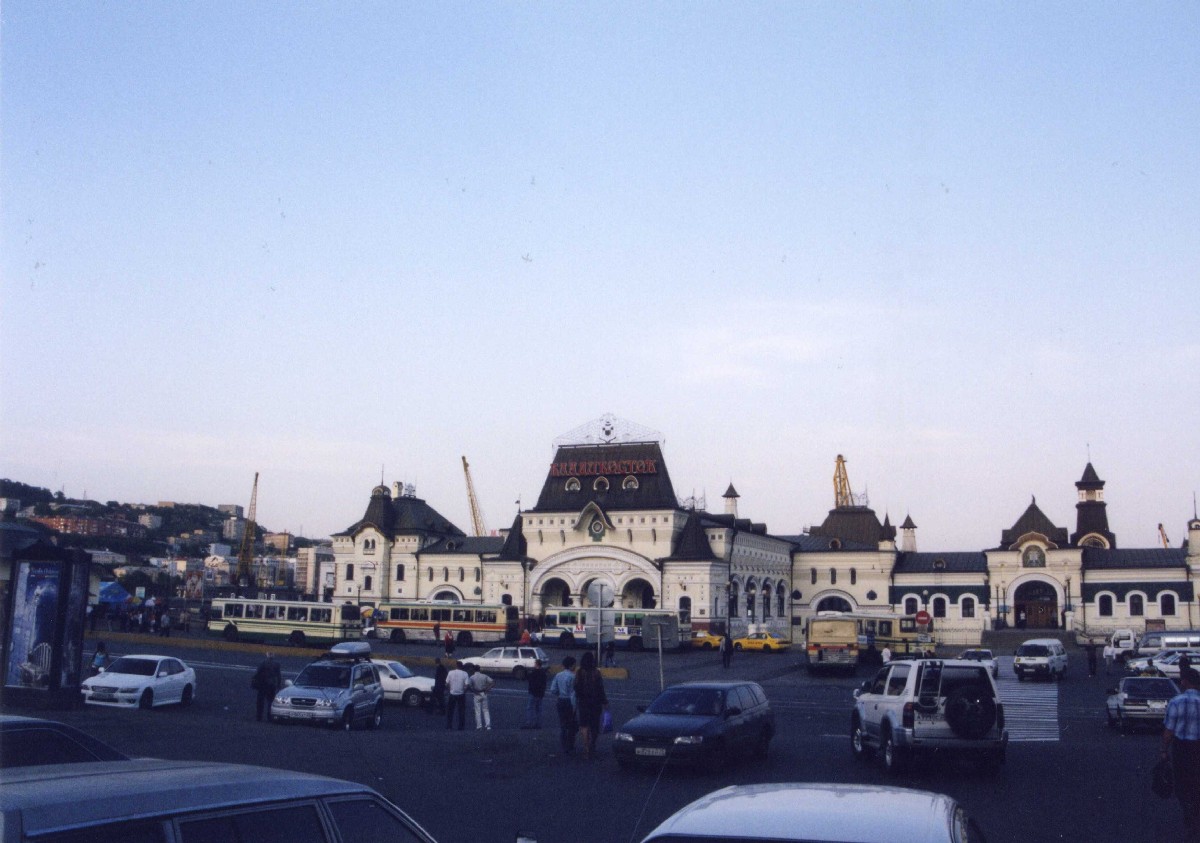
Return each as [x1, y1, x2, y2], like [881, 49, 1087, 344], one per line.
[1163, 666, 1200, 841]
[159, 607, 172, 638]
[603, 639, 616, 668]
[89, 641, 108, 676]
[251, 652, 282, 722]
[720, 634, 733, 669]
[574, 650, 608, 760]
[443, 631, 456, 659]
[522, 659, 548, 728]
[549, 655, 578, 754]
[467, 664, 494, 730]
[445, 660, 470, 730]
[429, 659, 448, 714]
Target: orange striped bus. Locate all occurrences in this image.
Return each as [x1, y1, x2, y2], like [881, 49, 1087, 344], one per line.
[370, 600, 519, 646]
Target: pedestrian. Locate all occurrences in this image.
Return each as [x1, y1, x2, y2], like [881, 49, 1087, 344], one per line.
[720, 634, 733, 669]
[523, 658, 548, 728]
[429, 659, 448, 714]
[1086, 639, 1098, 677]
[89, 641, 108, 676]
[159, 608, 172, 638]
[881, 645, 892, 664]
[1163, 666, 1200, 841]
[550, 655, 578, 754]
[467, 664, 494, 730]
[603, 639, 616, 668]
[574, 650, 608, 760]
[251, 652, 283, 722]
[433, 621, 441, 644]
[445, 660, 470, 730]
[444, 631, 455, 658]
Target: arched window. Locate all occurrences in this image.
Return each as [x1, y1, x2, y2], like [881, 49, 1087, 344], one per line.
[396, 564, 405, 581]
[475, 568, 481, 582]
[850, 568, 857, 585]
[565, 477, 581, 492]
[1161, 593, 1177, 616]
[761, 585, 771, 618]
[678, 595, 692, 622]
[346, 563, 355, 581]
[364, 575, 373, 591]
[810, 569, 817, 585]
[933, 596, 947, 619]
[904, 597, 919, 615]
[427, 567, 433, 581]
[776, 584, 786, 617]
[443, 567, 449, 582]
[729, 581, 740, 618]
[593, 477, 610, 491]
[459, 567, 465, 582]
[622, 476, 639, 490]
[1130, 594, 1145, 616]
[961, 597, 975, 619]
[745, 589, 756, 621]
[830, 568, 837, 585]
[1098, 594, 1114, 616]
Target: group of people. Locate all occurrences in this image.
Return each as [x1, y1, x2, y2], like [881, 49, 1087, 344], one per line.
[547, 651, 609, 759]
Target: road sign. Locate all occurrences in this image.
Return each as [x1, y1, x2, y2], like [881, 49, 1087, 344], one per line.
[915, 609, 932, 625]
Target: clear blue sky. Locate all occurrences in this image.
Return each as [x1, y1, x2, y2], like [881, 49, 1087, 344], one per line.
[3, 3, 1197, 549]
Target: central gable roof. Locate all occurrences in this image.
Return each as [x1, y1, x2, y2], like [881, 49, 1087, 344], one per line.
[999, 497, 1068, 548]
[532, 442, 678, 512]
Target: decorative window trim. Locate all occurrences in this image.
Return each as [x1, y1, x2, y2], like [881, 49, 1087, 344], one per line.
[593, 476, 610, 492]
[622, 475, 639, 490]
[565, 477, 581, 492]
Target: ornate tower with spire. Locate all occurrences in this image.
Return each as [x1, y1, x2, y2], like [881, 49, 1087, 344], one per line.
[1071, 462, 1116, 548]
[723, 483, 739, 518]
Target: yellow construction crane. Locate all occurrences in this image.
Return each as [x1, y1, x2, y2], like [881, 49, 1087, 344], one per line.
[237, 472, 259, 590]
[833, 455, 853, 509]
[462, 456, 488, 537]
[1159, 523, 1171, 549]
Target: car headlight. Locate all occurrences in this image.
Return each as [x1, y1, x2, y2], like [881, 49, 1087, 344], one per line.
[614, 732, 633, 742]
[315, 699, 335, 708]
[673, 735, 704, 745]
[273, 695, 287, 705]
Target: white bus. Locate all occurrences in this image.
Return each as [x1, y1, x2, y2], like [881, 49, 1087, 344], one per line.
[536, 606, 690, 651]
[208, 598, 361, 647]
[370, 601, 519, 646]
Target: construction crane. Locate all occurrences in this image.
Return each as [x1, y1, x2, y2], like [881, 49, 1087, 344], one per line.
[1159, 523, 1171, 549]
[462, 456, 488, 537]
[237, 472, 259, 591]
[833, 455, 853, 509]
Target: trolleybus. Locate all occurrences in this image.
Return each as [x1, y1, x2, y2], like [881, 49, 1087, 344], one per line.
[536, 606, 691, 650]
[370, 600, 520, 646]
[208, 598, 361, 646]
[804, 611, 928, 673]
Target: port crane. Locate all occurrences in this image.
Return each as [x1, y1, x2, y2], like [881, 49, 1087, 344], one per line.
[1159, 523, 1172, 549]
[462, 456, 488, 537]
[236, 472, 259, 590]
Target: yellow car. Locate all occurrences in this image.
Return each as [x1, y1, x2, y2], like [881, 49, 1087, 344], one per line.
[689, 630, 725, 650]
[732, 632, 791, 652]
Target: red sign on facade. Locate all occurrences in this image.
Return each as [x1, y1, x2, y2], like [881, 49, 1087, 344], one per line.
[915, 609, 932, 626]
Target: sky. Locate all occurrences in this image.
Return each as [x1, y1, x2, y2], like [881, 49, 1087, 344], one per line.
[2, 3, 1197, 551]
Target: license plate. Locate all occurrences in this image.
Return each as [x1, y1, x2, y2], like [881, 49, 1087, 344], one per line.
[92, 694, 116, 702]
[1150, 702, 1166, 710]
[636, 747, 667, 757]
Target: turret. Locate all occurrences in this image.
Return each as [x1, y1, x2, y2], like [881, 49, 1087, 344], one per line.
[900, 515, 917, 553]
[723, 483, 739, 518]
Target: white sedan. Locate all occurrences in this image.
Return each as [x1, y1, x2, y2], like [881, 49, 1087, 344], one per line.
[1154, 651, 1200, 679]
[80, 655, 196, 709]
[371, 659, 434, 707]
[958, 648, 999, 679]
[460, 646, 550, 679]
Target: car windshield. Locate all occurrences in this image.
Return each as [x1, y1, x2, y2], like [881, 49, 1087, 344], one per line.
[647, 687, 725, 716]
[1017, 644, 1050, 657]
[104, 657, 157, 676]
[294, 665, 351, 688]
[388, 662, 414, 679]
[1123, 678, 1178, 698]
[483, 649, 503, 658]
[961, 651, 990, 660]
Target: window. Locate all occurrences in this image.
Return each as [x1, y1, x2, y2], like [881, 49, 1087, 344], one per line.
[179, 804, 325, 843]
[1098, 594, 1113, 616]
[327, 797, 427, 843]
[678, 596, 692, 622]
[224, 603, 244, 619]
[811, 569, 817, 585]
[565, 477, 581, 492]
[962, 597, 975, 619]
[364, 575, 373, 591]
[1162, 593, 1177, 616]
[761, 586, 771, 618]
[830, 568, 837, 585]
[396, 564, 405, 581]
[729, 581, 740, 618]
[886, 664, 910, 695]
[622, 475, 639, 490]
[904, 597, 918, 615]
[850, 568, 857, 585]
[245, 603, 263, 619]
[933, 597, 947, 618]
[745, 590, 756, 620]
[475, 567, 481, 582]
[347, 563, 355, 581]
[776, 585, 785, 616]
[426, 567, 433, 581]
[443, 567, 449, 581]
[593, 477, 609, 491]
[287, 606, 308, 622]
[1130, 594, 1145, 617]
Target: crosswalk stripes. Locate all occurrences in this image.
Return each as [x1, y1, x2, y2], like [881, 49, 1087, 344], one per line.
[994, 656, 1060, 742]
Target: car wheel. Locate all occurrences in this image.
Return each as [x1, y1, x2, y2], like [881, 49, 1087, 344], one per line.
[402, 688, 422, 708]
[139, 689, 154, 710]
[513, 666, 527, 681]
[734, 643, 744, 651]
[762, 645, 772, 653]
[341, 707, 355, 731]
[882, 729, 907, 775]
[851, 716, 874, 760]
[369, 704, 382, 730]
[628, 637, 643, 652]
[181, 685, 193, 707]
[289, 630, 306, 647]
[390, 629, 406, 644]
[456, 631, 473, 647]
[701, 643, 713, 651]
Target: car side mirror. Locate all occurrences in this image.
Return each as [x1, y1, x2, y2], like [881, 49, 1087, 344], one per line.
[284, 679, 294, 687]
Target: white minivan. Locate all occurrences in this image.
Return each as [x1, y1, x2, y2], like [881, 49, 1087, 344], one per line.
[1013, 638, 1068, 681]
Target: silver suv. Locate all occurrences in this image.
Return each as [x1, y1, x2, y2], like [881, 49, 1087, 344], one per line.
[271, 642, 384, 730]
[851, 658, 1007, 775]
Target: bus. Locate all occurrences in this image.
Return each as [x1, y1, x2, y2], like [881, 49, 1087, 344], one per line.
[371, 601, 520, 646]
[208, 598, 361, 647]
[537, 606, 691, 651]
[804, 611, 927, 673]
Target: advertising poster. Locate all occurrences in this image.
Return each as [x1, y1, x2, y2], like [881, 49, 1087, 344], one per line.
[61, 560, 89, 687]
[5, 561, 61, 689]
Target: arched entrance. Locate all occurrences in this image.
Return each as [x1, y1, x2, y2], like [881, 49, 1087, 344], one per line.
[816, 596, 853, 613]
[621, 578, 657, 609]
[1014, 580, 1059, 629]
[539, 577, 572, 608]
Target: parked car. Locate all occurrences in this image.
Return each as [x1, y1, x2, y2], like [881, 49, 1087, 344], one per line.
[1012, 638, 1068, 681]
[639, 782, 988, 843]
[1106, 676, 1179, 733]
[731, 632, 791, 652]
[1152, 651, 1200, 679]
[851, 658, 1007, 774]
[0, 715, 129, 769]
[80, 654, 197, 709]
[613, 681, 774, 771]
[372, 659, 434, 707]
[689, 630, 725, 650]
[958, 649, 999, 679]
[271, 641, 384, 730]
[0, 759, 439, 843]
[460, 646, 549, 679]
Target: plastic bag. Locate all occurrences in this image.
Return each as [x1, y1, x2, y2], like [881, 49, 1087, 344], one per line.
[601, 710, 613, 733]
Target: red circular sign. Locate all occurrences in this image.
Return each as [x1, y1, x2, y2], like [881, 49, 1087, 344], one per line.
[915, 610, 932, 625]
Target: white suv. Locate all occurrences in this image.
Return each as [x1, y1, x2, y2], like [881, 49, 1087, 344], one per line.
[851, 658, 1007, 775]
[1013, 638, 1068, 681]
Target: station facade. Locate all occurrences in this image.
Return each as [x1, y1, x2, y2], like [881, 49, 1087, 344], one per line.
[331, 417, 1200, 646]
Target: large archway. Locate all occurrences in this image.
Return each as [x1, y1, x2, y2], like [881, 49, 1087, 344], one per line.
[1014, 580, 1060, 629]
[539, 577, 572, 608]
[621, 577, 657, 609]
[816, 595, 853, 613]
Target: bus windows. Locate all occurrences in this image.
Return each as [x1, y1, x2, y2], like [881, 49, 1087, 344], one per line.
[390, 608, 407, 621]
[339, 604, 359, 622]
[264, 605, 281, 620]
[879, 621, 893, 637]
[287, 606, 309, 622]
[626, 614, 644, 629]
[478, 610, 497, 624]
[224, 603, 244, 619]
[452, 608, 472, 623]
[432, 608, 451, 622]
[410, 608, 429, 622]
[246, 604, 264, 619]
[311, 607, 331, 624]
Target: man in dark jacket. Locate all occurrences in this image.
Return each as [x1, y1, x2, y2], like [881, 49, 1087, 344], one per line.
[522, 659, 548, 728]
[251, 652, 283, 722]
